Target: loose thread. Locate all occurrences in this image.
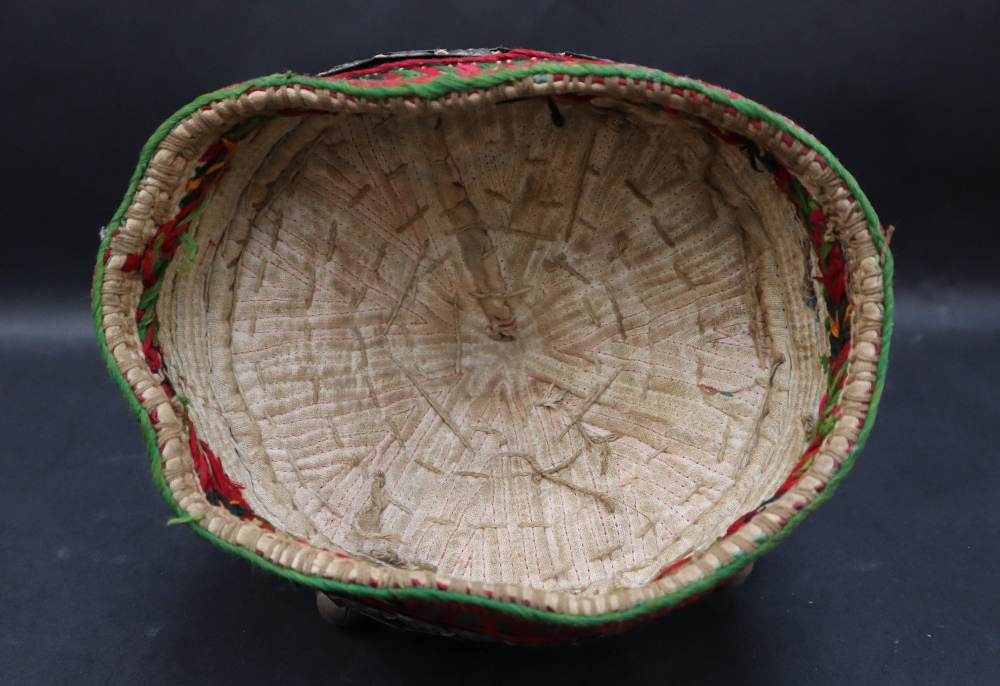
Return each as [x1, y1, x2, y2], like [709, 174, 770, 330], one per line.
[652, 217, 676, 247]
[610, 231, 629, 262]
[353, 470, 400, 542]
[675, 263, 696, 288]
[583, 296, 601, 329]
[423, 250, 451, 275]
[395, 205, 428, 233]
[325, 417, 345, 448]
[354, 326, 381, 409]
[534, 447, 583, 477]
[553, 368, 621, 442]
[386, 162, 408, 181]
[552, 254, 590, 283]
[454, 471, 491, 479]
[167, 513, 207, 526]
[303, 263, 316, 310]
[351, 284, 368, 307]
[415, 458, 443, 474]
[485, 187, 511, 204]
[371, 242, 387, 273]
[564, 129, 597, 241]
[325, 218, 338, 261]
[391, 353, 473, 451]
[452, 294, 462, 374]
[541, 564, 572, 582]
[470, 286, 531, 299]
[270, 208, 283, 251]
[385, 416, 405, 448]
[588, 542, 623, 562]
[602, 279, 627, 341]
[487, 225, 556, 241]
[881, 224, 895, 264]
[383, 239, 428, 335]
[587, 432, 621, 476]
[624, 179, 653, 207]
[496, 451, 616, 513]
[425, 517, 454, 525]
[177, 232, 199, 272]
[539, 382, 565, 409]
[348, 183, 371, 207]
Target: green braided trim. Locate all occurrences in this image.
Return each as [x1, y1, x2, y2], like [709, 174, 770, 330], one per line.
[93, 60, 894, 629]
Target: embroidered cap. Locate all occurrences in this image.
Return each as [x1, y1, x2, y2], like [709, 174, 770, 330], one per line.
[93, 48, 892, 642]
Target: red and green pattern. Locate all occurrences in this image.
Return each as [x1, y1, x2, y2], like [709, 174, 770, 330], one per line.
[114, 116, 276, 523]
[328, 49, 624, 84]
[94, 49, 893, 642]
[773, 168, 854, 489]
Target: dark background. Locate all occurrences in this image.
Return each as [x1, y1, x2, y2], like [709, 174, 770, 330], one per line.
[1, 2, 998, 684]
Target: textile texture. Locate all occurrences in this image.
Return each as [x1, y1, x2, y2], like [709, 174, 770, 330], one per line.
[93, 49, 892, 642]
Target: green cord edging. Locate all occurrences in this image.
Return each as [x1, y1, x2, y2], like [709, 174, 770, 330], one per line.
[92, 56, 894, 629]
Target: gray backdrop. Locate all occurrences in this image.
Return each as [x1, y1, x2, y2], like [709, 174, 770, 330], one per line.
[2, 2, 998, 684]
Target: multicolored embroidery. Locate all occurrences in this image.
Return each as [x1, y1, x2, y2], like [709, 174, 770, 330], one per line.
[115, 116, 282, 522]
[328, 48, 610, 85]
[95, 49, 890, 641]
[723, 166, 855, 539]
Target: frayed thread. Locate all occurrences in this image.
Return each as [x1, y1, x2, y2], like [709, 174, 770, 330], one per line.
[166, 513, 207, 526]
